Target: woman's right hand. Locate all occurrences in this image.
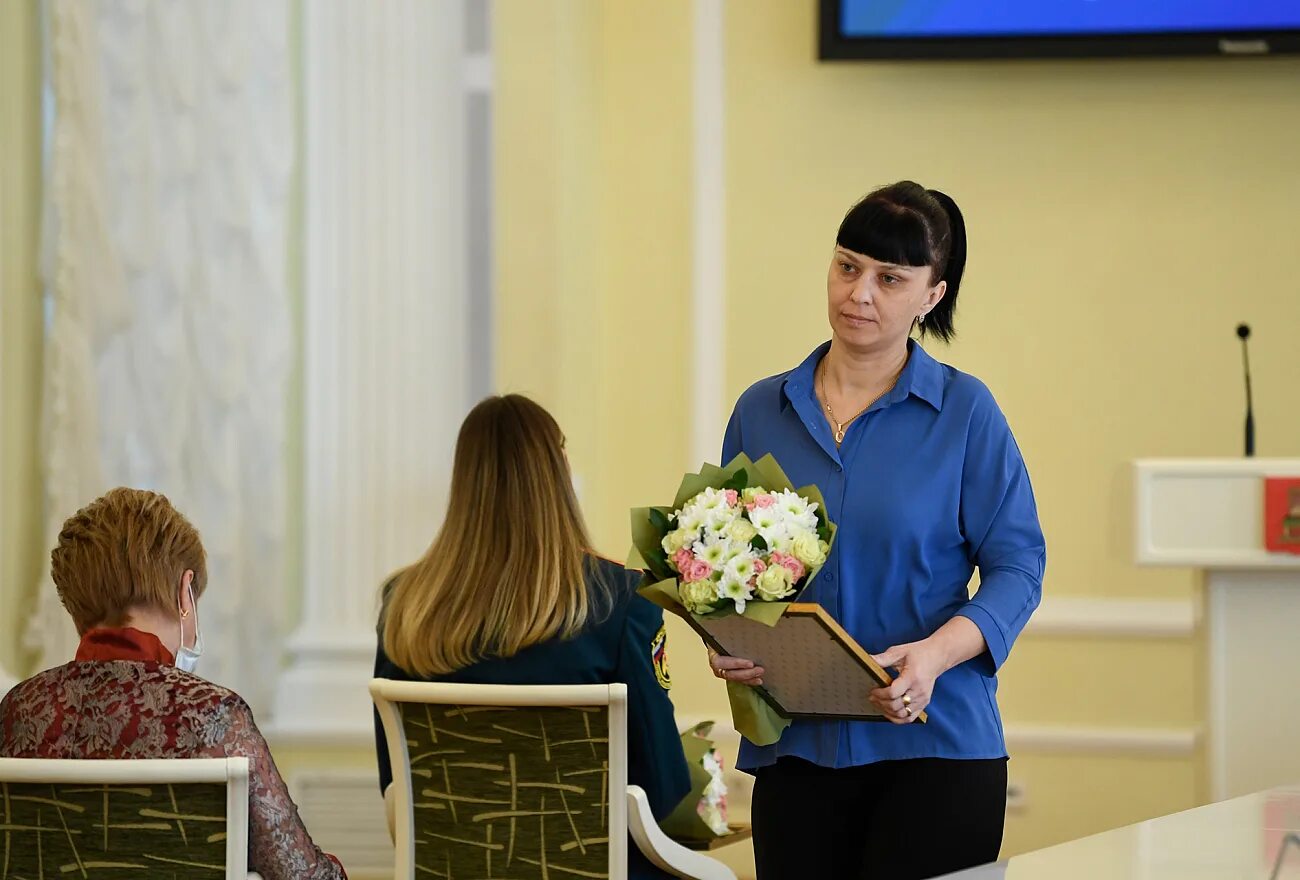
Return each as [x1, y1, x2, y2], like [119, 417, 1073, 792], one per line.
[708, 649, 764, 686]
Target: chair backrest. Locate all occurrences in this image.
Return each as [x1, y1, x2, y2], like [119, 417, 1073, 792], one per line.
[371, 679, 629, 880]
[0, 756, 250, 879]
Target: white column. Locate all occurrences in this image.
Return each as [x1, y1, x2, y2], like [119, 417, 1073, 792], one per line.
[272, 0, 469, 738]
[691, 0, 726, 470]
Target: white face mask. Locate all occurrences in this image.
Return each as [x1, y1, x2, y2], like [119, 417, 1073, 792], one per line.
[176, 582, 204, 673]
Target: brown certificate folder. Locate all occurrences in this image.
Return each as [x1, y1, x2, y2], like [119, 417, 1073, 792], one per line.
[679, 603, 928, 723]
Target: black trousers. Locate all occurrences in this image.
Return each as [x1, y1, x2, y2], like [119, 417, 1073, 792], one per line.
[750, 756, 1008, 880]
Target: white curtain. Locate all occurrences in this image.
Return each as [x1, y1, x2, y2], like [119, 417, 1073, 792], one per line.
[28, 0, 294, 717]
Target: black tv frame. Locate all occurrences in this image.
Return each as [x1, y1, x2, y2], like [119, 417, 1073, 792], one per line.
[818, 0, 1300, 61]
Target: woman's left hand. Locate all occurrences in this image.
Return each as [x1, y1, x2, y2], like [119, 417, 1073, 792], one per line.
[869, 617, 988, 724]
[868, 639, 946, 724]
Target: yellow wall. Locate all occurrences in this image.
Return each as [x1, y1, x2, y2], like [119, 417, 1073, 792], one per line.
[0, 0, 43, 681]
[494, 3, 742, 872]
[495, 0, 1300, 865]
[493, 0, 734, 710]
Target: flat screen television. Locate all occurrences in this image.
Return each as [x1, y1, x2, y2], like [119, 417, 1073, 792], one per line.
[819, 1, 1300, 60]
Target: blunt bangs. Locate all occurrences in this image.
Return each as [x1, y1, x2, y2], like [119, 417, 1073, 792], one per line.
[835, 199, 936, 270]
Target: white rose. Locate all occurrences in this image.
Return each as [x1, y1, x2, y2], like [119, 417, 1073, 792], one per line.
[680, 578, 719, 614]
[661, 527, 696, 557]
[754, 565, 795, 601]
[725, 518, 758, 545]
[791, 532, 828, 568]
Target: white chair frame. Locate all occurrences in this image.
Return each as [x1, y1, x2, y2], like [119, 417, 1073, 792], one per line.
[0, 756, 259, 880]
[371, 678, 735, 880]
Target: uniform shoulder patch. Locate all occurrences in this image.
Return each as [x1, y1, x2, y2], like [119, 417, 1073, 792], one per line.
[651, 623, 671, 690]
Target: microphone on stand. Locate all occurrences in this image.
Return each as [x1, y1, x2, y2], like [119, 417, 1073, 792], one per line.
[1236, 323, 1255, 457]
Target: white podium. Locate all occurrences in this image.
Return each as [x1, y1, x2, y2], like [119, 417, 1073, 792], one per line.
[1135, 458, 1300, 801]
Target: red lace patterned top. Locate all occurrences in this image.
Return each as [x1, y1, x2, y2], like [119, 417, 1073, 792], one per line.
[0, 628, 347, 880]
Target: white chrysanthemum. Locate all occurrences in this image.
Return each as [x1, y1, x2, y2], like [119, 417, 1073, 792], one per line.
[771, 494, 818, 533]
[693, 536, 734, 571]
[774, 489, 811, 518]
[702, 507, 739, 537]
[724, 552, 759, 585]
[749, 505, 780, 532]
[758, 523, 793, 554]
[718, 577, 754, 613]
[676, 508, 704, 533]
[695, 487, 729, 512]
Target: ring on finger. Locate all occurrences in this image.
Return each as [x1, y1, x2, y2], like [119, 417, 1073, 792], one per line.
[902, 693, 912, 706]
[904, 706, 913, 717]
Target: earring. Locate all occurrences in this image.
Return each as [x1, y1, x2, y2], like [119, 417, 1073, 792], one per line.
[180, 609, 190, 619]
[917, 313, 926, 326]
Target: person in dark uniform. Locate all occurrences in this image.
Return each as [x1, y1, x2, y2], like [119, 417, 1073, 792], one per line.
[372, 394, 690, 880]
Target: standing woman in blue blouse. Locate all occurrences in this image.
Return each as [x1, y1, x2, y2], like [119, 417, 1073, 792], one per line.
[714, 181, 1045, 880]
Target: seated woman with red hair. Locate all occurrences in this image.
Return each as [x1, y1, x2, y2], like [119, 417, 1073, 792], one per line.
[0, 487, 346, 880]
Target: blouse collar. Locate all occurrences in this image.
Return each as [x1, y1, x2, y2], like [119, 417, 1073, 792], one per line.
[75, 626, 176, 665]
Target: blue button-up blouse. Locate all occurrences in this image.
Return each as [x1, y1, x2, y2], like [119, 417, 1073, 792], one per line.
[722, 339, 1045, 771]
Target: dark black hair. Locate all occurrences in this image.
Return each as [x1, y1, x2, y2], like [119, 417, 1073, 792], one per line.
[835, 181, 967, 343]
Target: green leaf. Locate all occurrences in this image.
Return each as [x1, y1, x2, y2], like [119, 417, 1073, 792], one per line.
[642, 546, 671, 581]
[750, 534, 768, 553]
[649, 507, 673, 534]
[719, 468, 749, 493]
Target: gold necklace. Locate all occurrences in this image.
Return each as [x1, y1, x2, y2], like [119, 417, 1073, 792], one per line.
[817, 359, 902, 445]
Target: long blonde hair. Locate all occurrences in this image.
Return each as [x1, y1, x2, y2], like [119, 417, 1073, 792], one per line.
[382, 395, 603, 676]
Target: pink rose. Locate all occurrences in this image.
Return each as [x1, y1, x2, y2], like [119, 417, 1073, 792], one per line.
[771, 551, 805, 582]
[752, 558, 767, 574]
[723, 489, 739, 507]
[747, 493, 776, 511]
[672, 547, 694, 573]
[682, 559, 713, 583]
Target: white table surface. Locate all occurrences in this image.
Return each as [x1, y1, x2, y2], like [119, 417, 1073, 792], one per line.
[943, 785, 1300, 880]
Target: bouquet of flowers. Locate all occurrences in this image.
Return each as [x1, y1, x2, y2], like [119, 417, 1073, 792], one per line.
[662, 484, 829, 617]
[660, 721, 730, 842]
[629, 453, 837, 744]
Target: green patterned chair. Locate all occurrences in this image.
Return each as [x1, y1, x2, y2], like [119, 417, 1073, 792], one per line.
[0, 756, 259, 879]
[371, 680, 735, 880]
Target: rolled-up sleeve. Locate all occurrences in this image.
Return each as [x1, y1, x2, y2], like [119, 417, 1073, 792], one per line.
[955, 397, 1045, 672]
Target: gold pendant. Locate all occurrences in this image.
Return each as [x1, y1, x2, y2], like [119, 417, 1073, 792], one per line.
[834, 425, 846, 444]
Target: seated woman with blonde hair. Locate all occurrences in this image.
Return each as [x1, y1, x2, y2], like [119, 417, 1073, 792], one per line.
[0, 487, 346, 880]
[374, 394, 691, 880]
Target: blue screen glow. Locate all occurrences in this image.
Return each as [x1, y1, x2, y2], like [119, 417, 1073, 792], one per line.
[840, 1, 1300, 39]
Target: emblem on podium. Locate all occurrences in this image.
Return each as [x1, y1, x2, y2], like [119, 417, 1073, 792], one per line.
[1264, 478, 1300, 554]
